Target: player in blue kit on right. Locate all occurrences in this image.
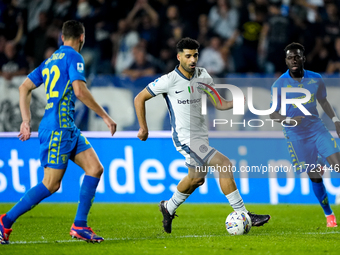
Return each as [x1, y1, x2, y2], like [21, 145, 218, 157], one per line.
[0, 20, 116, 244]
[270, 42, 340, 227]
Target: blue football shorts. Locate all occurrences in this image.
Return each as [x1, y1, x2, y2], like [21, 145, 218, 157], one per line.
[39, 127, 92, 169]
[287, 131, 340, 173]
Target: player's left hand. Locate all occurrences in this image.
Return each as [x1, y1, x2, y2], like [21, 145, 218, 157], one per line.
[335, 121, 340, 138]
[18, 121, 31, 141]
[104, 116, 117, 136]
[137, 128, 149, 141]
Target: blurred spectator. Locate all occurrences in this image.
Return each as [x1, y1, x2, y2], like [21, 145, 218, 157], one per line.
[326, 37, 340, 74]
[73, 0, 99, 77]
[21, 0, 52, 32]
[111, 19, 139, 74]
[0, 41, 28, 81]
[309, 46, 330, 73]
[126, 0, 159, 56]
[226, 5, 267, 72]
[259, 2, 292, 73]
[290, 3, 322, 67]
[208, 0, 239, 40]
[122, 45, 156, 80]
[196, 14, 214, 49]
[295, 0, 324, 23]
[0, 35, 7, 54]
[1, 0, 24, 42]
[47, 0, 73, 27]
[322, 2, 340, 54]
[160, 5, 192, 49]
[247, 0, 268, 19]
[158, 45, 177, 73]
[25, 11, 58, 69]
[44, 46, 57, 60]
[197, 36, 225, 76]
[0, 0, 339, 78]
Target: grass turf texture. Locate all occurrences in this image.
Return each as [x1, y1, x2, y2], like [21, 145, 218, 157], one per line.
[0, 203, 339, 254]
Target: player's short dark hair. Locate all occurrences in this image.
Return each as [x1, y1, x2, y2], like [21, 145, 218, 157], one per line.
[176, 37, 200, 53]
[284, 42, 305, 55]
[62, 20, 85, 40]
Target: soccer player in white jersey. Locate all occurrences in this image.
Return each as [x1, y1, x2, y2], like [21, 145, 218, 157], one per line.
[134, 37, 270, 233]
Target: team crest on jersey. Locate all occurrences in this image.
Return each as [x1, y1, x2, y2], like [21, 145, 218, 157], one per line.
[197, 83, 205, 94]
[77, 63, 84, 73]
[199, 144, 208, 153]
[61, 154, 68, 164]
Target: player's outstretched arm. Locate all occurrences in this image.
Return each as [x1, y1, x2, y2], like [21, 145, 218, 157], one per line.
[318, 98, 340, 137]
[134, 88, 153, 141]
[18, 78, 36, 141]
[209, 91, 233, 111]
[72, 80, 117, 136]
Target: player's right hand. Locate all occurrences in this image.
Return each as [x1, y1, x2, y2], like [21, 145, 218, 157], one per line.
[104, 117, 117, 136]
[292, 116, 304, 126]
[137, 128, 148, 141]
[18, 121, 31, 141]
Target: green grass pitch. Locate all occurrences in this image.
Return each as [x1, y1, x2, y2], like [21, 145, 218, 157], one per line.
[0, 203, 339, 254]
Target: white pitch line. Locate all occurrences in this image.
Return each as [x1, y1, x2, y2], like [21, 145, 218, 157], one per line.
[9, 232, 340, 245]
[10, 235, 219, 245]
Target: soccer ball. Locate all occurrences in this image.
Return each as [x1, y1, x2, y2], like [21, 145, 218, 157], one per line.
[225, 211, 252, 235]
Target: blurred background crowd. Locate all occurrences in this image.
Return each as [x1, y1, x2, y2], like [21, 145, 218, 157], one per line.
[1, 0, 340, 82]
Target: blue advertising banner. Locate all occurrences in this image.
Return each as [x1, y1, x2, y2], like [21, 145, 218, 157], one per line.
[1, 132, 340, 204]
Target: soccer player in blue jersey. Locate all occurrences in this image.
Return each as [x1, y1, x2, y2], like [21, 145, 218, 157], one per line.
[269, 42, 340, 227]
[0, 20, 116, 244]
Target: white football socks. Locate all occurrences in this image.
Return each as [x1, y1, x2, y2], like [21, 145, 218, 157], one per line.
[226, 189, 247, 212]
[166, 189, 190, 215]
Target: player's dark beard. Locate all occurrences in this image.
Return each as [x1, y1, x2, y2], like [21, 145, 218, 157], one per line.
[183, 64, 194, 74]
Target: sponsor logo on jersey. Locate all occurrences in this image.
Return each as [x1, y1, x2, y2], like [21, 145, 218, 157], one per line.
[151, 78, 159, 86]
[308, 79, 317, 84]
[61, 154, 68, 164]
[177, 98, 201, 104]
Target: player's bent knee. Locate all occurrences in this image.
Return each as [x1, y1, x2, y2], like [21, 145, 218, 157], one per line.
[43, 180, 61, 193]
[191, 177, 205, 187]
[86, 163, 104, 178]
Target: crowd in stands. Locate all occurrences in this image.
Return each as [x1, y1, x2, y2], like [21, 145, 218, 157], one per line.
[1, 0, 340, 82]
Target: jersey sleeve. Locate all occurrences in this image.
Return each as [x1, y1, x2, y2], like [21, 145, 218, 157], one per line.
[27, 64, 43, 87]
[198, 68, 216, 95]
[270, 79, 281, 112]
[68, 53, 86, 83]
[316, 77, 327, 100]
[146, 75, 169, 96]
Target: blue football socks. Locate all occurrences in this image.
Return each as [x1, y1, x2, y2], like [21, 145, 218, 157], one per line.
[311, 180, 332, 216]
[3, 183, 52, 229]
[74, 175, 100, 227]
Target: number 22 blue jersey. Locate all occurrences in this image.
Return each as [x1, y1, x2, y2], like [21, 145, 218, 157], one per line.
[28, 45, 86, 130]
